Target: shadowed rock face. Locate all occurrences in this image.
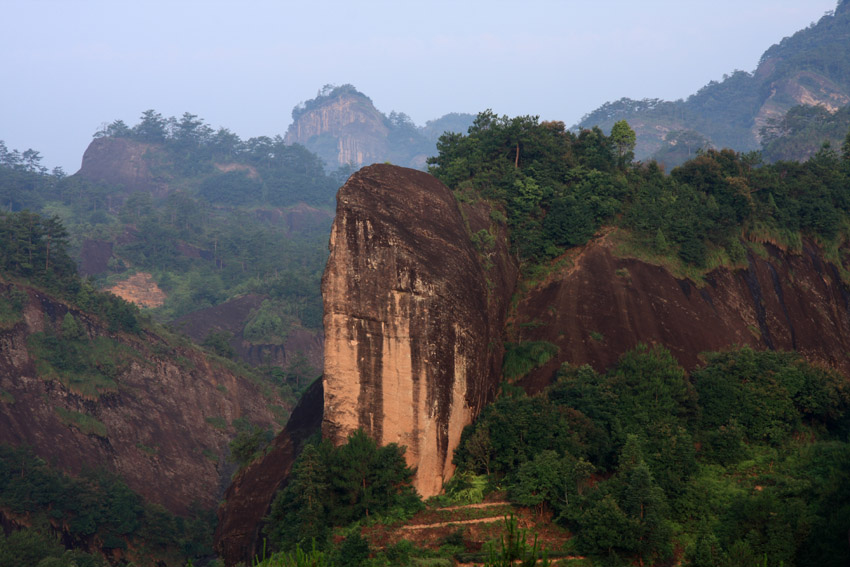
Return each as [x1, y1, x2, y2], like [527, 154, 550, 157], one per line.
[214, 379, 324, 567]
[321, 164, 516, 497]
[516, 235, 850, 393]
[76, 137, 169, 198]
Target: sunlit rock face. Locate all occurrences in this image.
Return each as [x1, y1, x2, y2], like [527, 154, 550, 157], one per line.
[284, 92, 390, 168]
[321, 164, 515, 497]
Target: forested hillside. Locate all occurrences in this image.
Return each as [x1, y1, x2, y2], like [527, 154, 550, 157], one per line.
[428, 112, 850, 274]
[0, 205, 301, 566]
[1, 110, 339, 379]
[240, 111, 850, 567]
[761, 102, 850, 162]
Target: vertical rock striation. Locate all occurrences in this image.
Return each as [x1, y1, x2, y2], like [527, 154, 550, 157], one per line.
[322, 164, 515, 497]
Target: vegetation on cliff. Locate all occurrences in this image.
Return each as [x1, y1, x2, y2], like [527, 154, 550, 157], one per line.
[428, 111, 850, 279]
[0, 445, 215, 567]
[761, 102, 850, 162]
[1, 123, 330, 377]
[0, 209, 292, 565]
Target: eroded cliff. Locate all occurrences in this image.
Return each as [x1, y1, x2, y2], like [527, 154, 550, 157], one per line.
[284, 91, 391, 168]
[322, 164, 516, 497]
[0, 282, 283, 515]
[514, 233, 850, 393]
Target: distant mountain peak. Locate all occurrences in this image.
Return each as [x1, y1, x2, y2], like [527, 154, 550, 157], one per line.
[284, 84, 474, 170]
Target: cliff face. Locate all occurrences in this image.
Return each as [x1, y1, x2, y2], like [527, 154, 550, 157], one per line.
[0, 283, 282, 515]
[76, 137, 170, 199]
[284, 92, 391, 168]
[514, 234, 850, 393]
[322, 164, 516, 497]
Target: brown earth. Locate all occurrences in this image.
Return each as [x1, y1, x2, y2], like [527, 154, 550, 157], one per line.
[77, 239, 114, 276]
[321, 164, 516, 498]
[0, 281, 284, 515]
[515, 233, 850, 393]
[106, 272, 167, 309]
[215, 162, 259, 178]
[363, 499, 572, 564]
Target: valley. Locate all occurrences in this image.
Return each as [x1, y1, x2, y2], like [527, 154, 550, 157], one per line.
[3, 4, 850, 566]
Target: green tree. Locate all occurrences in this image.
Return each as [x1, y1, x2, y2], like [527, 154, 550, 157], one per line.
[610, 120, 636, 167]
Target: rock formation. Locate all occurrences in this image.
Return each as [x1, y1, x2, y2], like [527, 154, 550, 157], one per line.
[321, 164, 516, 497]
[284, 88, 393, 168]
[0, 282, 283, 515]
[284, 85, 474, 169]
[515, 233, 850, 393]
[214, 163, 850, 566]
[76, 137, 170, 199]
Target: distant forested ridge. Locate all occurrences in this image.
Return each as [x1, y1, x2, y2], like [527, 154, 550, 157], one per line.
[93, 109, 345, 207]
[761, 102, 850, 162]
[578, 1, 850, 166]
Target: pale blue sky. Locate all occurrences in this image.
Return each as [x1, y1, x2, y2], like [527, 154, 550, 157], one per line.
[0, 0, 839, 171]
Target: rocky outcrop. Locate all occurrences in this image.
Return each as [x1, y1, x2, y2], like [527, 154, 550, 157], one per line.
[214, 378, 324, 567]
[321, 164, 516, 497]
[0, 282, 283, 515]
[284, 86, 474, 170]
[284, 90, 391, 168]
[514, 234, 850, 393]
[75, 137, 170, 200]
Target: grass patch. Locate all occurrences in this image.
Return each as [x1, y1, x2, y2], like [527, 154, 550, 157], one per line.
[0, 286, 27, 330]
[205, 416, 228, 430]
[55, 407, 108, 437]
[589, 330, 604, 342]
[0, 389, 14, 404]
[28, 333, 137, 398]
[611, 229, 748, 285]
[136, 442, 159, 456]
[502, 341, 559, 381]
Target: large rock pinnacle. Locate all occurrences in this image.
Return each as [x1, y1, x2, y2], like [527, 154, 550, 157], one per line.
[321, 164, 515, 497]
